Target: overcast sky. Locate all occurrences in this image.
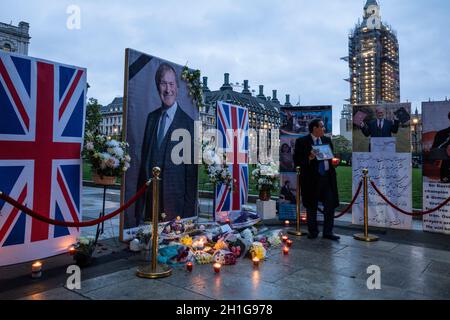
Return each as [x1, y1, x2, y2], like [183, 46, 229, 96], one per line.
[2, 0, 449, 134]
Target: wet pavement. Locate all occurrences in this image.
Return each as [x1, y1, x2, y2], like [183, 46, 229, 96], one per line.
[1, 186, 450, 300]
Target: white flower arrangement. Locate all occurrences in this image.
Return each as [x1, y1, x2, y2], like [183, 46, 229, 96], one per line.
[252, 162, 280, 192]
[202, 140, 233, 187]
[83, 131, 131, 177]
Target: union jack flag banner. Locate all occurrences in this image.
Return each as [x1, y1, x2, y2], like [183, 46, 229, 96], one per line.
[215, 101, 249, 222]
[0, 51, 86, 266]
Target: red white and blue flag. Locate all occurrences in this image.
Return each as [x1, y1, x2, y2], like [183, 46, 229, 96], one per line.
[215, 101, 248, 220]
[0, 51, 86, 266]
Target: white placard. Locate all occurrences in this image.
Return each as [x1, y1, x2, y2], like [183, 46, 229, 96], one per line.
[423, 182, 450, 234]
[352, 152, 412, 229]
[370, 137, 396, 153]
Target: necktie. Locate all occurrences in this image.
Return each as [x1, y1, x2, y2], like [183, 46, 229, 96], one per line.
[316, 139, 326, 176]
[157, 111, 167, 148]
[378, 120, 382, 130]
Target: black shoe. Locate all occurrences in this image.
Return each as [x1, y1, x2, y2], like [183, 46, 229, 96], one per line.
[323, 234, 340, 241]
[307, 233, 318, 239]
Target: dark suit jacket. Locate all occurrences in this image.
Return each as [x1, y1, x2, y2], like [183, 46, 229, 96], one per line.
[135, 104, 197, 225]
[293, 135, 339, 210]
[361, 119, 399, 138]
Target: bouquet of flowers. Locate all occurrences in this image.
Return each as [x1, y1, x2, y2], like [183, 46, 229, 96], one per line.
[75, 236, 96, 256]
[202, 140, 233, 187]
[73, 236, 96, 267]
[251, 162, 280, 193]
[83, 131, 131, 178]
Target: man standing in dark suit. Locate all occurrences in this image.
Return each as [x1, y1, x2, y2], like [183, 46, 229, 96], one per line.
[360, 106, 399, 138]
[293, 119, 340, 240]
[431, 112, 450, 183]
[135, 63, 197, 225]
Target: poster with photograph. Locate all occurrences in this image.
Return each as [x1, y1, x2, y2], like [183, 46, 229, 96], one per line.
[352, 103, 411, 153]
[279, 106, 332, 221]
[121, 49, 199, 240]
[352, 103, 412, 230]
[280, 106, 332, 136]
[422, 101, 450, 235]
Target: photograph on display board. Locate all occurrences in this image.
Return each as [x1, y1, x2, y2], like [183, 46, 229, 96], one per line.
[280, 136, 298, 173]
[423, 101, 450, 183]
[352, 103, 411, 153]
[122, 49, 198, 239]
[279, 173, 297, 206]
[280, 108, 332, 136]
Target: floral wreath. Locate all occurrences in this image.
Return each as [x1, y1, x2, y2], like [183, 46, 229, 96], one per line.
[181, 66, 203, 111]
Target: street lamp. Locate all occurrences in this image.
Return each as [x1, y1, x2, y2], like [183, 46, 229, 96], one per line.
[412, 117, 419, 157]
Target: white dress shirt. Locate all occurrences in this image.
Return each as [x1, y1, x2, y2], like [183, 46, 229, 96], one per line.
[157, 102, 177, 139]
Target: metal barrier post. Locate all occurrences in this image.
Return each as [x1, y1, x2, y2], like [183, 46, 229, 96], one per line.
[354, 169, 379, 242]
[137, 167, 173, 279]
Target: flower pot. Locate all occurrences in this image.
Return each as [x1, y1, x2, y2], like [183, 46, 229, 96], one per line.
[92, 173, 116, 186]
[259, 189, 271, 201]
[74, 252, 93, 267]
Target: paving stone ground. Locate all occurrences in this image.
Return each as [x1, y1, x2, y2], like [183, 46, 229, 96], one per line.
[1, 186, 450, 300]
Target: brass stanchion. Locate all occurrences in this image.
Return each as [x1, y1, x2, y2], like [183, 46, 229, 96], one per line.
[288, 167, 307, 237]
[137, 167, 172, 279]
[354, 169, 379, 242]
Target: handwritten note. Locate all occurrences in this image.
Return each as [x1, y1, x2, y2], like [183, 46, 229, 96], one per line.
[352, 152, 412, 230]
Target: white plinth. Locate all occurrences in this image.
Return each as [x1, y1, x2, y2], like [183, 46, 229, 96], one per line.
[256, 200, 276, 220]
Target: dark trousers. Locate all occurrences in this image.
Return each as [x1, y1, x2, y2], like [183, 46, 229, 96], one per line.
[306, 173, 335, 236]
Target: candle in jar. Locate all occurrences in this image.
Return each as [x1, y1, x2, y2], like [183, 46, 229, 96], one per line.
[186, 262, 193, 272]
[284, 220, 290, 227]
[252, 257, 260, 268]
[283, 247, 289, 255]
[31, 261, 42, 278]
[286, 240, 293, 248]
[69, 246, 76, 256]
[213, 263, 222, 273]
[281, 235, 288, 243]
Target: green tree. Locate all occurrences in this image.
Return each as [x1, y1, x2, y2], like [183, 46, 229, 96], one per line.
[85, 98, 102, 134]
[332, 135, 352, 164]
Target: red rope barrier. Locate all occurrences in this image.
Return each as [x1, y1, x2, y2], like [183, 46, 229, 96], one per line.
[0, 182, 149, 227]
[370, 180, 450, 216]
[334, 180, 363, 218]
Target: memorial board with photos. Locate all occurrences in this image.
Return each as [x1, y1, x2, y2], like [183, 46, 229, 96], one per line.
[352, 103, 412, 230]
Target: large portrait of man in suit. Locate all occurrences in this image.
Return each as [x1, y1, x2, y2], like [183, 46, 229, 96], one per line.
[122, 50, 198, 238]
[352, 103, 411, 153]
[134, 63, 197, 225]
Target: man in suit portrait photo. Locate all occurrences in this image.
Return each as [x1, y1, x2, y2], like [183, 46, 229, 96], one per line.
[134, 62, 197, 225]
[431, 112, 450, 183]
[293, 119, 340, 241]
[360, 106, 400, 138]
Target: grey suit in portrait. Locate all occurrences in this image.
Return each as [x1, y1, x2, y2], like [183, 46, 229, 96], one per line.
[135, 104, 197, 226]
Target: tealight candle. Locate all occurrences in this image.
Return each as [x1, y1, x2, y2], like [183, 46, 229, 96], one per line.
[186, 262, 193, 272]
[69, 246, 76, 256]
[281, 235, 288, 243]
[213, 262, 222, 273]
[32, 261, 42, 278]
[283, 247, 289, 255]
[225, 218, 231, 224]
[286, 240, 293, 248]
[252, 257, 260, 268]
